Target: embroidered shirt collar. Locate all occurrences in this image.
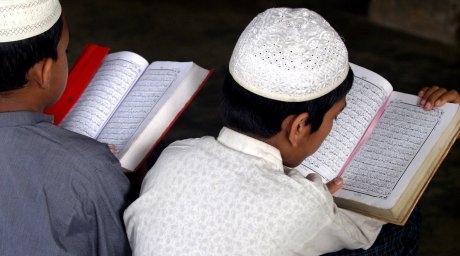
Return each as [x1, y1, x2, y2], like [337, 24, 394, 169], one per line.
[217, 127, 284, 171]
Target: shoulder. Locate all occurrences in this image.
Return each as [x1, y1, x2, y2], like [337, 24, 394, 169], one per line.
[40, 123, 122, 170]
[139, 136, 216, 188]
[157, 136, 218, 161]
[168, 136, 217, 148]
[0, 113, 126, 178]
[48, 124, 116, 158]
[30, 122, 130, 196]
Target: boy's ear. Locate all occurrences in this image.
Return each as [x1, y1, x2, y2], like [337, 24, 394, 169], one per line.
[40, 58, 54, 89]
[282, 112, 310, 147]
[26, 58, 53, 89]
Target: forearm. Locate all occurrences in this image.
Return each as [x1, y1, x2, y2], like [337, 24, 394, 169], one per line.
[306, 207, 384, 254]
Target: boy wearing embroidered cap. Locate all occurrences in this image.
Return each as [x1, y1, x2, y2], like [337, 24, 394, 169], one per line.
[0, 1, 131, 255]
[123, 7, 413, 255]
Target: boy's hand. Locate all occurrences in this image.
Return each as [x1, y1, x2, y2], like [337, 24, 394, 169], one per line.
[108, 144, 118, 154]
[418, 86, 460, 110]
[306, 173, 343, 194]
[326, 176, 343, 194]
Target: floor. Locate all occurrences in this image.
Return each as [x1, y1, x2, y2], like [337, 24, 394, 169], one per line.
[60, 0, 460, 255]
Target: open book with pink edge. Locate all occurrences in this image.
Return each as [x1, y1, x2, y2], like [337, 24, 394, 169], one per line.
[297, 63, 460, 225]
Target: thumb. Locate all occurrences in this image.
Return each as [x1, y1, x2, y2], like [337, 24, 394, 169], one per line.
[326, 176, 343, 194]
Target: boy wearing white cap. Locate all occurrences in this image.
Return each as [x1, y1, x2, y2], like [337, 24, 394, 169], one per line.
[0, 1, 131, 255]
[123, 7, 421, 255]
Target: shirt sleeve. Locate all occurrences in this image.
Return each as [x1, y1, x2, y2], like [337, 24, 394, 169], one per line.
[287, 170, 385, 255]
[89, 162, 132, 256]
[44, 160, 131, 256]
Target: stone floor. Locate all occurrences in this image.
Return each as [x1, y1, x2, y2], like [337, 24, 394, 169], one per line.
[60, 0, 460, 255]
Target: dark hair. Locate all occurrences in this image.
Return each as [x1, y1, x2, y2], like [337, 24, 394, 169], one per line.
[0, 16, 64, 92]
[220, 67, 354, 138]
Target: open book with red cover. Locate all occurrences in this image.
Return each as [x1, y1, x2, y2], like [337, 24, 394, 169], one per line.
[45, 44, 214, 172]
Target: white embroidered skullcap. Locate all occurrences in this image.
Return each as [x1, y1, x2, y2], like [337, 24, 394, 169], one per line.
[0, 0, 62, 42]
[229, 7, 349, 102]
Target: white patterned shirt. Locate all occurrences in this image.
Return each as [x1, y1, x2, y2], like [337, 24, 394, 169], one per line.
[124, 127, 383, 256]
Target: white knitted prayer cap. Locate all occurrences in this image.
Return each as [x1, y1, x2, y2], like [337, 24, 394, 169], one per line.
[0, 0, 62, 42]
[229, 7, 349, 102]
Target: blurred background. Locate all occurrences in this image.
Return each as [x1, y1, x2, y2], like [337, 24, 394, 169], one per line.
[60, 0, 460, 255]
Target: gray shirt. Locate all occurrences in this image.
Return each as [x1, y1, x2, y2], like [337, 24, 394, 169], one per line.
[0, 111, 131, 255]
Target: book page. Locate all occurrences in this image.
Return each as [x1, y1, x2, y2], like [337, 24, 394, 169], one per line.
[59, 52, 149, 138]
[116, 62, 210, 171]
[96, 61, 195, 156]
[336, 93, 459, 208]
[297, 63, 393, 181]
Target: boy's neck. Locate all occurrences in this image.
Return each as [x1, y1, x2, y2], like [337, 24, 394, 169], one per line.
[0, 87, 45, 113]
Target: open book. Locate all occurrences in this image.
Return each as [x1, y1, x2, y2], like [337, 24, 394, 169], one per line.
[297, 63, 460, 225]
[45, 44, 214, 172]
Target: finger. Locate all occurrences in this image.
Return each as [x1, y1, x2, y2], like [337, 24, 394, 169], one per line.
[418, 86, 430, 98]
[326, 176, 343, 194]
[438, 90, 460, 105]
[428, 89, 459, 108]
[108, 144, 118, 154]
[418, 86, 438, 106]
[424, 87, 448, 110]
[432, 90, 459, 107]
[421, 85, 441, 99]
